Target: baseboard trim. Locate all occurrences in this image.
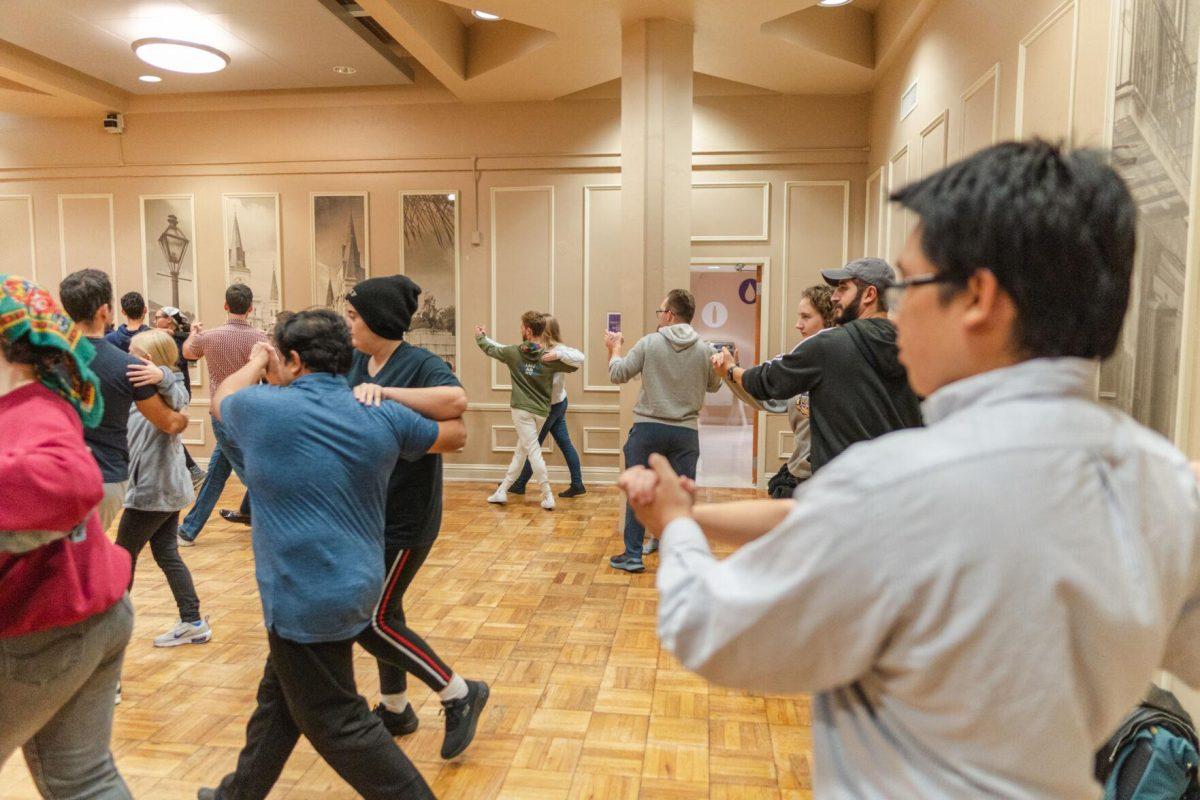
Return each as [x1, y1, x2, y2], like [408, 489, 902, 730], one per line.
[194, 459, 620, 485]
[444, 464, 620, 484]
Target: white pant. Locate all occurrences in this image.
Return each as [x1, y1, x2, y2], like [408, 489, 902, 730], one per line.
[503, 409, 548, 488]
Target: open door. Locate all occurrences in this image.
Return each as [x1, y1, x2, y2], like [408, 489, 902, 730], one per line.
[689, 261, 763, 488]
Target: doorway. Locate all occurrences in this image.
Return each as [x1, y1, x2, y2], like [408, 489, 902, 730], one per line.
[689, 260, 765, 489]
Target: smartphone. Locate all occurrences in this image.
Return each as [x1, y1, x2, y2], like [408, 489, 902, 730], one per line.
[606, 312, 621, 333]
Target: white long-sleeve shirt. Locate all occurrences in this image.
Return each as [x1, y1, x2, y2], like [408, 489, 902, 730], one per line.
[549, 343, 583, 405]
[657, 358, 1200, 799]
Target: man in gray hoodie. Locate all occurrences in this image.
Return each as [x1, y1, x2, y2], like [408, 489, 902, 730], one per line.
[606, 288, 722, 573]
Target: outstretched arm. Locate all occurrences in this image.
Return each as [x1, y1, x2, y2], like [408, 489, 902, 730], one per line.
[353, 384, 468, 420]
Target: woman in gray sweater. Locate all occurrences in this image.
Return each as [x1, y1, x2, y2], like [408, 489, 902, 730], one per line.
[118, 329, 211, 648]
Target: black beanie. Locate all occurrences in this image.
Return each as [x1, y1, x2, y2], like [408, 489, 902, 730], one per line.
[346, 275, 422, 340]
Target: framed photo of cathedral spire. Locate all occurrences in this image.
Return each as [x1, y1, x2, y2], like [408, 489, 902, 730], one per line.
[310, 192, 369, 316]
[222, 193, 282, 332]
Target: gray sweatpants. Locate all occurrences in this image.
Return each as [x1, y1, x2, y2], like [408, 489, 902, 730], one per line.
[0, 595, 134, 799]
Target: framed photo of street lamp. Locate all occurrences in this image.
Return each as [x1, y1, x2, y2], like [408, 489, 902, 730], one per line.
[140, 194, 199, 326]
[223, 193, 283, 333]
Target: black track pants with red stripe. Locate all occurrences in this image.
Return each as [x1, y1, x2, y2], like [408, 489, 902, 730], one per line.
[355, 542, 453, 694]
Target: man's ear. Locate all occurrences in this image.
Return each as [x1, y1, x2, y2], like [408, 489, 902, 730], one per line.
[960, 269, 1012, 334]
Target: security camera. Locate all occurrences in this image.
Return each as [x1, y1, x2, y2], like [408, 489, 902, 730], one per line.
[103, 112, 124, 134]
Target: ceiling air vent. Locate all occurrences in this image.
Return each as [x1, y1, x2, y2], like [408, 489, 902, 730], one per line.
[901, 80, 918, 121]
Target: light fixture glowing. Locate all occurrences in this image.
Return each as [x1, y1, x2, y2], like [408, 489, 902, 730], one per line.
[472, 9, 502, 20]
[139, 75, 162, 83]
[132, 38, 229, 74]
[333, 65, 357, 75]
[817, 0, 854, 5]
[447, 193, 456, 201]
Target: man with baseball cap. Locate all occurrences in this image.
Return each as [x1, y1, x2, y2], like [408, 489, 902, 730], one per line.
[714, 256, 922, 473]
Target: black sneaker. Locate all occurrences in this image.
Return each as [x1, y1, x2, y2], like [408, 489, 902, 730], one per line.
[219, 509, 251, 526]
[373, 702, 419, 736]
[609, 553, 645, 573]
[508, 485, 527, 495]
[642, 537, 659, 555]
[558, 484, 587, 498]
[441, 680, 490, 759]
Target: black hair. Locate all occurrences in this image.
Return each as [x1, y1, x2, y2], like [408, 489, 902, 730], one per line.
[890, 139, 1136, 360]
[59, 269, 112, 324]
[666, 288, 696, 323]
[226, 283, 253, 315]
[120, 291, 146, 320]
[273, 308, 352, 375]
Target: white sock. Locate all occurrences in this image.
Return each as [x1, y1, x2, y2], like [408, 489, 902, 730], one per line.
[439, 675, 468, 703]
[381, 692, 409, 713]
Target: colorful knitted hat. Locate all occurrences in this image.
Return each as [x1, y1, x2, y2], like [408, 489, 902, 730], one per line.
[0, 274, 103, 427]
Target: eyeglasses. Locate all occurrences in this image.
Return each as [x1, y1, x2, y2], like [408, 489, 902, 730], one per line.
[884, 274, 957, 312]
[655, 307, 670, 316]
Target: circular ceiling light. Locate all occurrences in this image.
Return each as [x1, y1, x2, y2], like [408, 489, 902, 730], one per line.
[132, 38, 229, 74]
[139, 75, 162, 83]
[472, 10, 502, 21]
[333, 65, 357, 75]
[818, 0, 854, 5]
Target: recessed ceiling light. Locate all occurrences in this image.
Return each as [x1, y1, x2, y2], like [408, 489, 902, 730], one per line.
[818, 0, 854, 5]
[132, 38, 229, 74]
[333, 65, 357, 75]
[139, 75, 162, 83]
[472, 9, 502, 21]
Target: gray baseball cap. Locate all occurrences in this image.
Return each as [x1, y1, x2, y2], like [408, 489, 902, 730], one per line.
[821, 257, 895, 290]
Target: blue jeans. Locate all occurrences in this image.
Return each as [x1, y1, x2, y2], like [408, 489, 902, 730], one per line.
[511, 398, 584, 491]
[180, 416, 249, 541]
[621, 422, 700, 559]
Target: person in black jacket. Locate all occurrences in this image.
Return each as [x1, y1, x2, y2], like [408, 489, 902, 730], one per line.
[713, 257, 923, 472]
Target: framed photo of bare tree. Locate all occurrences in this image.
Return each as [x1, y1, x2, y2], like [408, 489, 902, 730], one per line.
[399, 190, 460, 372]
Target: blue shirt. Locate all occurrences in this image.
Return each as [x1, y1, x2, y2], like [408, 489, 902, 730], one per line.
[220, 373, 439, 643]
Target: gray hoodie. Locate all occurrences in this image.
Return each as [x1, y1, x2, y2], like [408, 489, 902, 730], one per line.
[125, 368, 195, 512]
[609, 323, 722, 429]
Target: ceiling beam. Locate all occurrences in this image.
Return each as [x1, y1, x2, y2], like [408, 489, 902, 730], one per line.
[0, 40, 129, 113]
[356, 0, 468, 96]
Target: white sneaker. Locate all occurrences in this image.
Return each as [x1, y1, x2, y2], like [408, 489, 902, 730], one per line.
[177, 535, 195, 547]
[540, 488, 556, 511]
[487, 486, 508, 504]
[153, 618, 212, 648]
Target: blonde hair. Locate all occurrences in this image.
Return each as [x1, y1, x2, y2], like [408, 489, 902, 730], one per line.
[540, 314, 562, 347]
[129, 329, 179, 370]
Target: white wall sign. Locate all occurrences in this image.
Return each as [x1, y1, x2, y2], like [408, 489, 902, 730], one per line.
[701, 301, 728, 328]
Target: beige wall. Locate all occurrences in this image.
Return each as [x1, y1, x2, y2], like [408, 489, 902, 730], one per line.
[0, 92, 867, 481]
[866, 0, 1113, 265]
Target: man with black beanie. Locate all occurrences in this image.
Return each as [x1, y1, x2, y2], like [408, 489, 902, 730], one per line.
[343, 276, 489, 760]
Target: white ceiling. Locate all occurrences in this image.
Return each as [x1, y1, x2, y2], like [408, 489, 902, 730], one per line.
[0, 0, 413, 93]
[0, 0, 922, 115]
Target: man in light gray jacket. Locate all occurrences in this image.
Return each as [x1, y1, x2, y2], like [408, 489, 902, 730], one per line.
[606, 288, 721, 572]
[617, 141, 1200, 797]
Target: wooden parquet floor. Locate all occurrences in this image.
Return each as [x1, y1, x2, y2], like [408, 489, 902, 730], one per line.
[1, 480, 814, 799]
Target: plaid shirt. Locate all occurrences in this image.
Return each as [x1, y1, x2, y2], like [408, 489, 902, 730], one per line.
[186, 318, 269, 400]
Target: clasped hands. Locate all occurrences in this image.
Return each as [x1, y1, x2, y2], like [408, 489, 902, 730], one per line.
[710, 347, 737, 378]
[618, 454, 698, 537]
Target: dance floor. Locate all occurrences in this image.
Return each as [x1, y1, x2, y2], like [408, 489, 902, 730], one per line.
[1, 480, 814, 799]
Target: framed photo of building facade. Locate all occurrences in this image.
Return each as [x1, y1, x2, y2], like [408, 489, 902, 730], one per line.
[399, 190, 459, 371]
[223, 193, 282, 332]
[311, 192, 369, 316]
[140, 194, 199, 325]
